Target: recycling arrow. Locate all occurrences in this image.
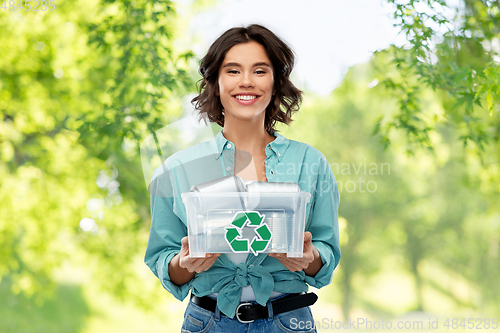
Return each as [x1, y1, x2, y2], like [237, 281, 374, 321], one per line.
[225, 211, 273, 256]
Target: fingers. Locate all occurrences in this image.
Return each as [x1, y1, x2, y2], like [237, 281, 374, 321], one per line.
[303, 232, 313, 252]
[180, 237, 190, 255]
[179, 237, 221, 273]
[181, 253, 221, 273]
[180, 237, 190, 253]
[269, 253, 312, 262]
[280, 258, 306, 272]
[269, 252, 314, 272]
[287, 257, 312, 271]
[194, 254, 221, 273]
[181, 257, 203, 272]
[178, 255, 198, 270]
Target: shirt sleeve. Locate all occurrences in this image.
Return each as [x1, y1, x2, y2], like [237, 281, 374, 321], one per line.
[304, 155, 341, 288]
[144, 165, 191, 301]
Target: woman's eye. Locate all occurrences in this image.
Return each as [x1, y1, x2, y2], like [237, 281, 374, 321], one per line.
[255, 70, 266, 74]
[228, 70, 239, 74]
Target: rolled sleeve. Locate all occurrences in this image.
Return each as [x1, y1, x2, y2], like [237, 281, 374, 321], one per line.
[144, 166, 191, 301]
[155, 249, 191, 300]
[304, 156, 341, 288]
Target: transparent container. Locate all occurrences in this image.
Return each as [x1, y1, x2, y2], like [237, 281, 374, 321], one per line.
[181, 192, 311, 258]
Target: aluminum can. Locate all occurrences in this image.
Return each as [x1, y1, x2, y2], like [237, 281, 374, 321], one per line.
[245, 181, 300, 193]
[190, 175, 246, 192]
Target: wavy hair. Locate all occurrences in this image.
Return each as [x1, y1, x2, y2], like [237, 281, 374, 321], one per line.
[191, 24, 302, 135]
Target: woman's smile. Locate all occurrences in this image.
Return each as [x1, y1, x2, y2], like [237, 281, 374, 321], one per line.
[232, 93, 261, 105]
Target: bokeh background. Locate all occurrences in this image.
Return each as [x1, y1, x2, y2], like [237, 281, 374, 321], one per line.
[1, 0, 500, 332]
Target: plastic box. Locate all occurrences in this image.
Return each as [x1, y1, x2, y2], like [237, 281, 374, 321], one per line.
[181, 192, 311, 258]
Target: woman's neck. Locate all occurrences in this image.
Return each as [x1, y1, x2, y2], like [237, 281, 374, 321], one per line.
[222, 120, 275, 156]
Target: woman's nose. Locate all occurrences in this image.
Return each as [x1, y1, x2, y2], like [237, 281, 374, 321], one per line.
[239, 72, 254, 88]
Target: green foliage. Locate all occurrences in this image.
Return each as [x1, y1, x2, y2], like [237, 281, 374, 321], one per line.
[380, 0, 500, 153]
[0, 0, 193, 306]
[79, 0, 194, 153]
[281, 53, 500, 318]
[0, 278, 90, 333]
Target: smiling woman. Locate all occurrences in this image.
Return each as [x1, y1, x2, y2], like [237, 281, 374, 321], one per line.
[145, 24, 341, 333]
[217, 42, 275, 125]
[192, 25, 302, 135]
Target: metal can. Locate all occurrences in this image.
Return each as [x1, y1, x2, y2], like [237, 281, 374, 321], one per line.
[190, 175, 246, 192]
[245, 181, 300, 193]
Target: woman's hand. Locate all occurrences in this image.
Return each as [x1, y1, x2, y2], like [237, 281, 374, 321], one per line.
[268, 231, 322, 276]
[169, 236, 220, 286]
[178, 236, 221, 273]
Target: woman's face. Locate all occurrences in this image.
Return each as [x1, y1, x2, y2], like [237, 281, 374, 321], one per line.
[217, 41, 275, 125]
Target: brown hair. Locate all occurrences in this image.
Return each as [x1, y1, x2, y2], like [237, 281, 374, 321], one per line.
[191, 24, 302, 135]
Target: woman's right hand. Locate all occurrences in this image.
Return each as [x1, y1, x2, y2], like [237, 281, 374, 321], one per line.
[169, 237, 221, 286]
[178, 236, 221, 273]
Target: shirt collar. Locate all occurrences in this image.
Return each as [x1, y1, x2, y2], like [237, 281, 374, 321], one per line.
[214, 129, 289, 162]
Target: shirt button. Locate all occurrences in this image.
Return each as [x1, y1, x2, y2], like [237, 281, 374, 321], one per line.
[226, 166, 231, 171]
[278, 153, 281, 157]
[227, 144, 232, 149]
[270, 170, 274, 174]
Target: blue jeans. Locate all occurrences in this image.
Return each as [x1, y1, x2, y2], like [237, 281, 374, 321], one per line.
[181, 294, 317, 333]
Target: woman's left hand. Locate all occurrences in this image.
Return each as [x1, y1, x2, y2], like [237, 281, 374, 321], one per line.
[268, 231, 322, 276]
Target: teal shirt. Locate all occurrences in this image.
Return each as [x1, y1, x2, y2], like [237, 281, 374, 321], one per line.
[145, 129, 340, 318]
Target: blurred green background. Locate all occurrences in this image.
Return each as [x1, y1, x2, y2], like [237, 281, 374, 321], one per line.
[1, 0, 499, 332]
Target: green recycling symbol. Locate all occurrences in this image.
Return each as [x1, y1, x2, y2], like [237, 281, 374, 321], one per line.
[225, 211, 273, 255]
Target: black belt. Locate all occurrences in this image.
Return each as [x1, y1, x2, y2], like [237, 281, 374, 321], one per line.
[190, 292, 318, 323]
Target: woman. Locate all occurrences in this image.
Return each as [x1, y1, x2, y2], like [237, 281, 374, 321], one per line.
[145, 24, 340, 332]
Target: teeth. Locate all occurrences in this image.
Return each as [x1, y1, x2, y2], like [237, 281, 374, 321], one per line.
[235, 95, 257, 101]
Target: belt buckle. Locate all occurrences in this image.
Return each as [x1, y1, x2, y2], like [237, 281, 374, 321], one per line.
[235, 302, 254, 324]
